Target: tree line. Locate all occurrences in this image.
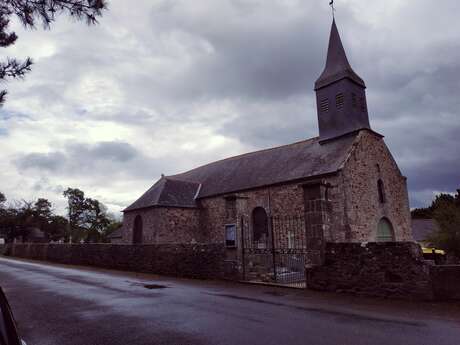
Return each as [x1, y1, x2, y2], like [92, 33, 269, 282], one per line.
[411, 190, 460, 258]
[0, 188, 121, 243]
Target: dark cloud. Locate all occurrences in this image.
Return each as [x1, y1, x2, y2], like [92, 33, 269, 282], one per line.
[14, 141, 165, 180]
[1, 0, 459, 212]
[146, 2, 327, 101]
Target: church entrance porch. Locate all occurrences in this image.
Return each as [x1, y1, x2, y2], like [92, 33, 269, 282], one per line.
[240, 214, 323, 289]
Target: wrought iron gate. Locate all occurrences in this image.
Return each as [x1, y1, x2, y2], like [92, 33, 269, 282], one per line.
[241, 215, 311, 288]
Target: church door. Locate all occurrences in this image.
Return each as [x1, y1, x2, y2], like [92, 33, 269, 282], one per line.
[377, 218, 395, 242]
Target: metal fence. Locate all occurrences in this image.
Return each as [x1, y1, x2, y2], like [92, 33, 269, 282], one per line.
[241, 214, 316, 288]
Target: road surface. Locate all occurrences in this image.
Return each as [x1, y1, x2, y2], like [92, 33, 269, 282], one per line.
[1, 257, 459, 345]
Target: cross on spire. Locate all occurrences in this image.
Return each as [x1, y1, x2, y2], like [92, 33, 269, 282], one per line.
[329, 0, 336, 18]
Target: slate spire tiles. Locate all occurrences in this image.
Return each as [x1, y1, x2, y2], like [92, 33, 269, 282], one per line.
[315, 19, 371, 142]
[315, 19, 365, 90]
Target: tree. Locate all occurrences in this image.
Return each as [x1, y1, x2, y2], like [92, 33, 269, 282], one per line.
[33, 198, 52, 229]
[63, 187, 117, 243]
[426, 190, 460, 257]
[1, 188, 118, 243]
[0, 0, 107, 105]
[84, 198, 110, 242]
[0, 192, 6, 206]
[0, 199, 35, 241]
[46, 215, 68, 241]
[411, 207, 433, 219]
[63, 187, 87, 242]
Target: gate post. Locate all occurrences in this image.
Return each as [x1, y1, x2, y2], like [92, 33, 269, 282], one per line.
[240, 215, 246, 281]
[302, 180, 331, 266]
[270, 216, 277, 282]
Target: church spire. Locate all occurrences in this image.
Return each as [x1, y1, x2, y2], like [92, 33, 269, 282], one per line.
[315, 19, 371, 143]
[315, 19, 365, 90]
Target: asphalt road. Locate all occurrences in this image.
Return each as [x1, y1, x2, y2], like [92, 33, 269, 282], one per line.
[1, 257, 459, 345]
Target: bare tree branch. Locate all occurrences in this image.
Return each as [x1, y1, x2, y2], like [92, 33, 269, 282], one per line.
[4, 0, 107, 28]
[0, 0, 107, 105]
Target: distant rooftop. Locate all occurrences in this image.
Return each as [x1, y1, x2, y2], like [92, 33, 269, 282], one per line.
[411, 219, 439, 243]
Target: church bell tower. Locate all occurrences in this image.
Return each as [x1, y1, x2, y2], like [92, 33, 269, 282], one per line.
[315, 19, 371, 142]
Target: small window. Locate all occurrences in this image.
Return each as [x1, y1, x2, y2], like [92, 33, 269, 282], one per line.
[287, 231, 295, 249]
[336, 93, 344, 110]
[320, 98, 329, 113]
[351, 93, 357, 109]
[225, 197, 236, 220]
[378, 179, 386, 204]
[225, 224, 237, 248]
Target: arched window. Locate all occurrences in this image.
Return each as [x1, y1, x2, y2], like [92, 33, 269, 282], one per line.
[252, 207, 268, 243]
[377, 218, 395, 242]
[133, 215, 143, 244]
[378, 179, 386, 204]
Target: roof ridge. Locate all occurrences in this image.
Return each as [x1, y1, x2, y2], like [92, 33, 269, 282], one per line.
[164, 176, 201, 185]
[170, 136, 319, 178]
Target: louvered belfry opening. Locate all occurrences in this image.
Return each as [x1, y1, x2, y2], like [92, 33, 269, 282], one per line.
[315, 19, 371, 142]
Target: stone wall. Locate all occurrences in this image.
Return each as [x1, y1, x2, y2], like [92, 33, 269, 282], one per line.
[341, 130, 412, 242]
[122, 207, 201, 244]
[4, 243, 226, 280]
[430, 265, 460, 301]
[306, 242, 433, 300]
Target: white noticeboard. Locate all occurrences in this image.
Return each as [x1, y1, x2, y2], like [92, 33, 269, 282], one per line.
[0, 238, 5, 245]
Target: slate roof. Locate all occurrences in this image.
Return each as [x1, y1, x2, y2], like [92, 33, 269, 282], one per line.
[124, 133, 359, 212]
[124, 177, 200, 212]
[411, 219, 440, 243]
[315, 19, 365, 90]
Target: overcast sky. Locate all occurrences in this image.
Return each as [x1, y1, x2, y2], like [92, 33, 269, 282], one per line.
[1, 0, 459, 215]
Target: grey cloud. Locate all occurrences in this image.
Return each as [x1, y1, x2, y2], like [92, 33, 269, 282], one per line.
[16, 141, 140, 175]
[67, 142, 138, 163]
[13, 140, 182, 186]
[16, 152, 66, 172]
[146, 2, 327, 101]
[2, 0, 460, 213]
[216, 95, 318, 148]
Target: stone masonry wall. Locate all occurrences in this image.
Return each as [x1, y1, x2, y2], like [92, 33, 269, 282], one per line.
[198, 183, 313, 277]
[306, 242, 433, 300]
[4, 243, 225, 279]
[188, 131, 413, 248]
[120, 131, 411, 248]
[122, 207, 201, 244]
[430, 265, 460, 301]
[200, 182, 310, 246]
[341, 130, 412, 242]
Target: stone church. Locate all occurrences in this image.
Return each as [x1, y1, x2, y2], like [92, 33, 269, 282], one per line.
[121, 20, 413, 256]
